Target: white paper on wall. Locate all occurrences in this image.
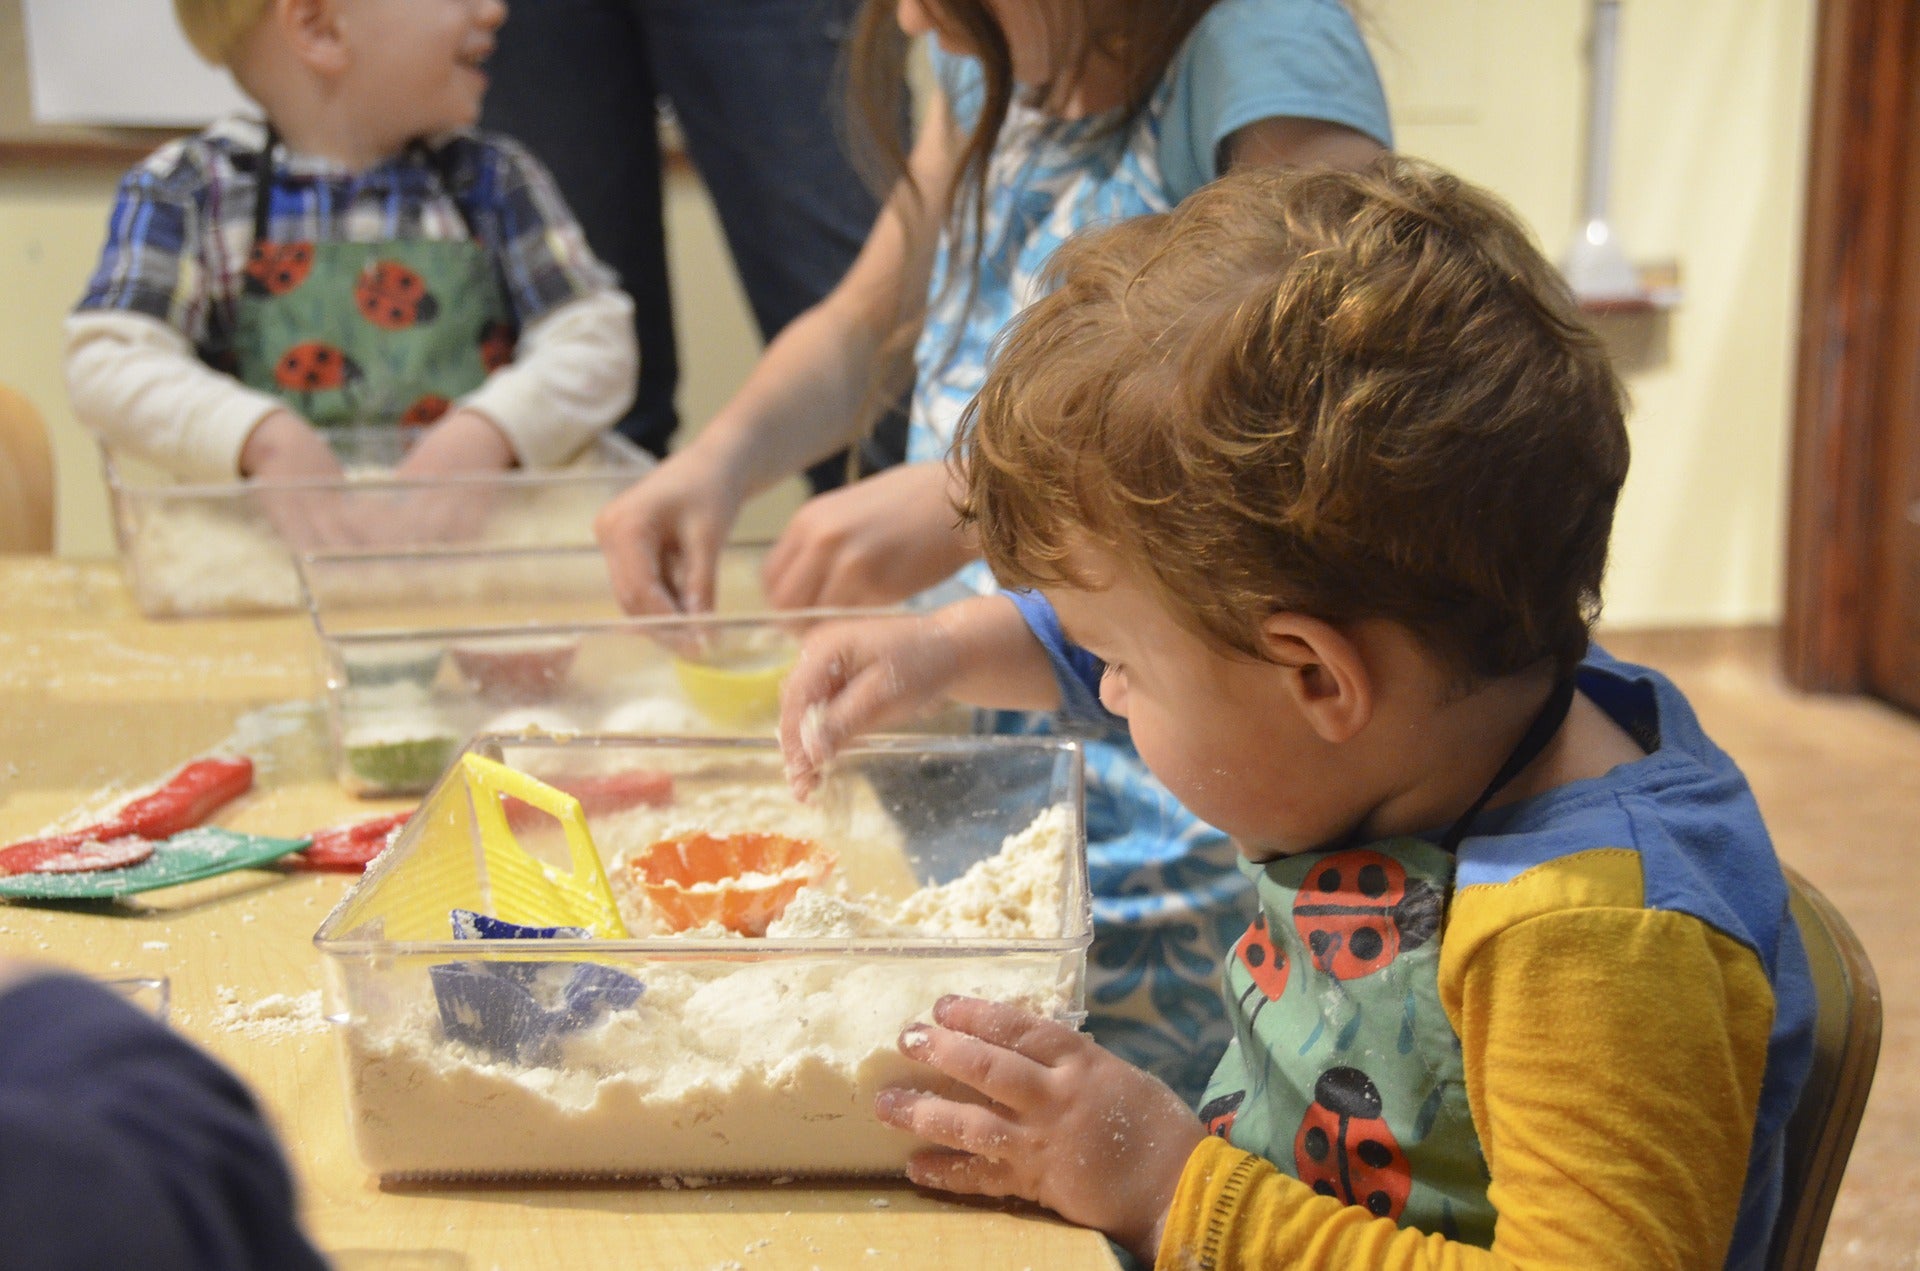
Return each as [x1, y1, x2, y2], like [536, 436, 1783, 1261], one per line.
[22, 0, 250, 127]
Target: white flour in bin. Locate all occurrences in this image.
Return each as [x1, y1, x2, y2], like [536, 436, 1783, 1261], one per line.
[122, 469, 618, 617]
[341, 805, 1078, 1178]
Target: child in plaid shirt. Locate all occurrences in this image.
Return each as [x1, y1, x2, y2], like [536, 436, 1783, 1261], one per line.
[65, 0, 637, 519]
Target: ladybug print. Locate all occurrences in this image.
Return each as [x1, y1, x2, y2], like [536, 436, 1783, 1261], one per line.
[273, 341, 361, 393]
[355, 260, 440, 330]
[400, 394, 452, 427]
[244, 241, 314, 296]
[1200, 1089, 1245, 1139]
[1294, 1066, 1411, 1220]
[1231, 913, 1290, 1029]
[1291, 849, 1441, 980]
[478, 319, 516, 373]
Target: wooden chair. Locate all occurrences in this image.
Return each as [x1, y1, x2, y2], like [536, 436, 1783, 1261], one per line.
[1766, 866, 1882, 1271]
[0, 383, 55, 552]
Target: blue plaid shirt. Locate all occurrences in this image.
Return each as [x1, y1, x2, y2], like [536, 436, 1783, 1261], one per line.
[76, 116, 616, 366]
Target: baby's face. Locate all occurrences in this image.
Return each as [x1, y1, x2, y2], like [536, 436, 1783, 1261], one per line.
[1044, 555, 1362, 861]
[337, 0, 506, 145]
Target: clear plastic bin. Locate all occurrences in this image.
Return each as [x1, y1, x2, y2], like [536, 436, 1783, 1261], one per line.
[299, 545, 953, 797]
[105, 427, 651, 618]
[314, 733, 1090, 1181]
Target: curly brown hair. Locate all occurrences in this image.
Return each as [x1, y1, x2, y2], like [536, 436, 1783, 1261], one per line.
[959, 157, 1629, 684]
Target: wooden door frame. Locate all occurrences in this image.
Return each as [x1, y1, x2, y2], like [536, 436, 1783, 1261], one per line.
[1784, 0, 1920, 692]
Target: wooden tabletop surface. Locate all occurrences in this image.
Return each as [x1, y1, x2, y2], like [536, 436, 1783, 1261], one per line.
[0, 557, 1119, 1271]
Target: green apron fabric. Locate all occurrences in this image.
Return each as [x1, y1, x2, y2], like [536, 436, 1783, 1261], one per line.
[1198, 838, 1496, 1246]
[232, 145, 517, 430]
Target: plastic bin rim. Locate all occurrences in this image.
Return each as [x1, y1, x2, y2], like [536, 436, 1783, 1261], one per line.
[103, 431, 651, 496]
[313, 606, 896, 642]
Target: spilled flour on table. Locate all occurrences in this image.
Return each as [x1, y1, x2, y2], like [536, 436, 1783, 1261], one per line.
[208, 986, 328, 1039]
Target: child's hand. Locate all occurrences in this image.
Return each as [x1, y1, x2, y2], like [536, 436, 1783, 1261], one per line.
[879, 996, 1206, 1265]
[393, 410, 516, 479]
[239, 410, 360, 549]
[595, 442, 751, 616]
[384, 410, 515, 543]
[761, 461, 976, 609]
[777, 611, 963, 798]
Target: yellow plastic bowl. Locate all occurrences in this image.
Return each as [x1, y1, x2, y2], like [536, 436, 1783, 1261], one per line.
[673, 644, 795, 726]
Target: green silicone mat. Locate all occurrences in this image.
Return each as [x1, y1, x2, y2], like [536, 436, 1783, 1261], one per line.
[0, 827, 312, 901]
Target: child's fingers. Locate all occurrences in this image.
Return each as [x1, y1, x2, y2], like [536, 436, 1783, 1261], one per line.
[898, 1021, 1052, 1112]
[874, 1087, 1017, 1161]
[932, 995, 1085, 1067]
[597, 519, 677, 616]
[778, 646, 850, 797]
[762, 530, 830, 611]
[905, 1149, 1027, 1201]
[677, 524, 723, 615]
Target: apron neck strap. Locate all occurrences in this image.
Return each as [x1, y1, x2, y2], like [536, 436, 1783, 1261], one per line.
[1437, 675, 1577, 854]
[251, 122, 281, 246]
[249, 124, 478, 245]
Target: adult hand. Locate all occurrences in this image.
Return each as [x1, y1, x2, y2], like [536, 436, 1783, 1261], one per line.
[761, 461, 975, 610]
[777, 611, 962, 798]
[595, 443, 749, 616]
[384, 409, 515, 544]
[238, 410, 360, 550]
[877, 995, 1205, 1266]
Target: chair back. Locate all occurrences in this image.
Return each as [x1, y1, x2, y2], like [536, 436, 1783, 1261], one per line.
[1766, 866, 1881, 1271]
[0, 384, 55, 552]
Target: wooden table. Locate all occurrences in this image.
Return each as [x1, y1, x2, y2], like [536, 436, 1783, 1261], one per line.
[0, 558, 1120, 1271]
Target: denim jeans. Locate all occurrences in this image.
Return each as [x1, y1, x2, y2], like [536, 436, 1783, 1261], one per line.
[482, 0, 908, 490]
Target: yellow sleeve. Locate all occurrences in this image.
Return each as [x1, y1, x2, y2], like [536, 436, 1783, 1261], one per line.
[1156, 849, 1776, 1271]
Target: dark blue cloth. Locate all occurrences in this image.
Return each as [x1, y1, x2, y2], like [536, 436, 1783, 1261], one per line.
[0, 974, 327, 1271]
[481, 0, 908, 488]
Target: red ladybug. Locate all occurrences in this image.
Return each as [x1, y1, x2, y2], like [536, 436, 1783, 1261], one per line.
[1200, 1089, 1245, 1139]
[400, 394, 452, 427]
[478, 319, 516, 372]
[1294, 1066, 1411, 1220]
[355, 260, 439, 330]
[244, 241, 314, 296]
[1291, 849, 1441, 980]
[1231, 913, 1290, 1029]
[273, 341, 361, 393]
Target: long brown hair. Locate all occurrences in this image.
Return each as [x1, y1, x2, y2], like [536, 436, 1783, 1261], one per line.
[845, 1, 1218, 344]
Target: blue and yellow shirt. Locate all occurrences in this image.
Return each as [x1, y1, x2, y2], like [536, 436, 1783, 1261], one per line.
[1012, 592, 1816, 1269]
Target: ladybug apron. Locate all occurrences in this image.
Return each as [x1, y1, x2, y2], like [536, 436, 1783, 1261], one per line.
[1198, 679, 1578, 1247]
[232, 129, 518, 431]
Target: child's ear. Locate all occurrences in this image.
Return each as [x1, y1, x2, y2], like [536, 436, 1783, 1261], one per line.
[275, 0, 350, 76]
[1259, 613, 1373, 745]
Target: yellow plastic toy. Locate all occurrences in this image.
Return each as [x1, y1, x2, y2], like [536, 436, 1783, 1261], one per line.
[672, 630, 797, 726]
[460, 754, 628, 938]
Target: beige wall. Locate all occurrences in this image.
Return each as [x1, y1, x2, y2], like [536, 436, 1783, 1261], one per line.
[0, 0, 1816, 624]
[1372, 0, 1817, 626]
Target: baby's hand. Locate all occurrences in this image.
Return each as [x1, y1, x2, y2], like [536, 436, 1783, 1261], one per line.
[877, 995, 1205, 1265]
[777, 612, 962, 798]
[239, 410, 359, 549]
[384, 410, 515, 543]
[393, 409, 516, 479]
